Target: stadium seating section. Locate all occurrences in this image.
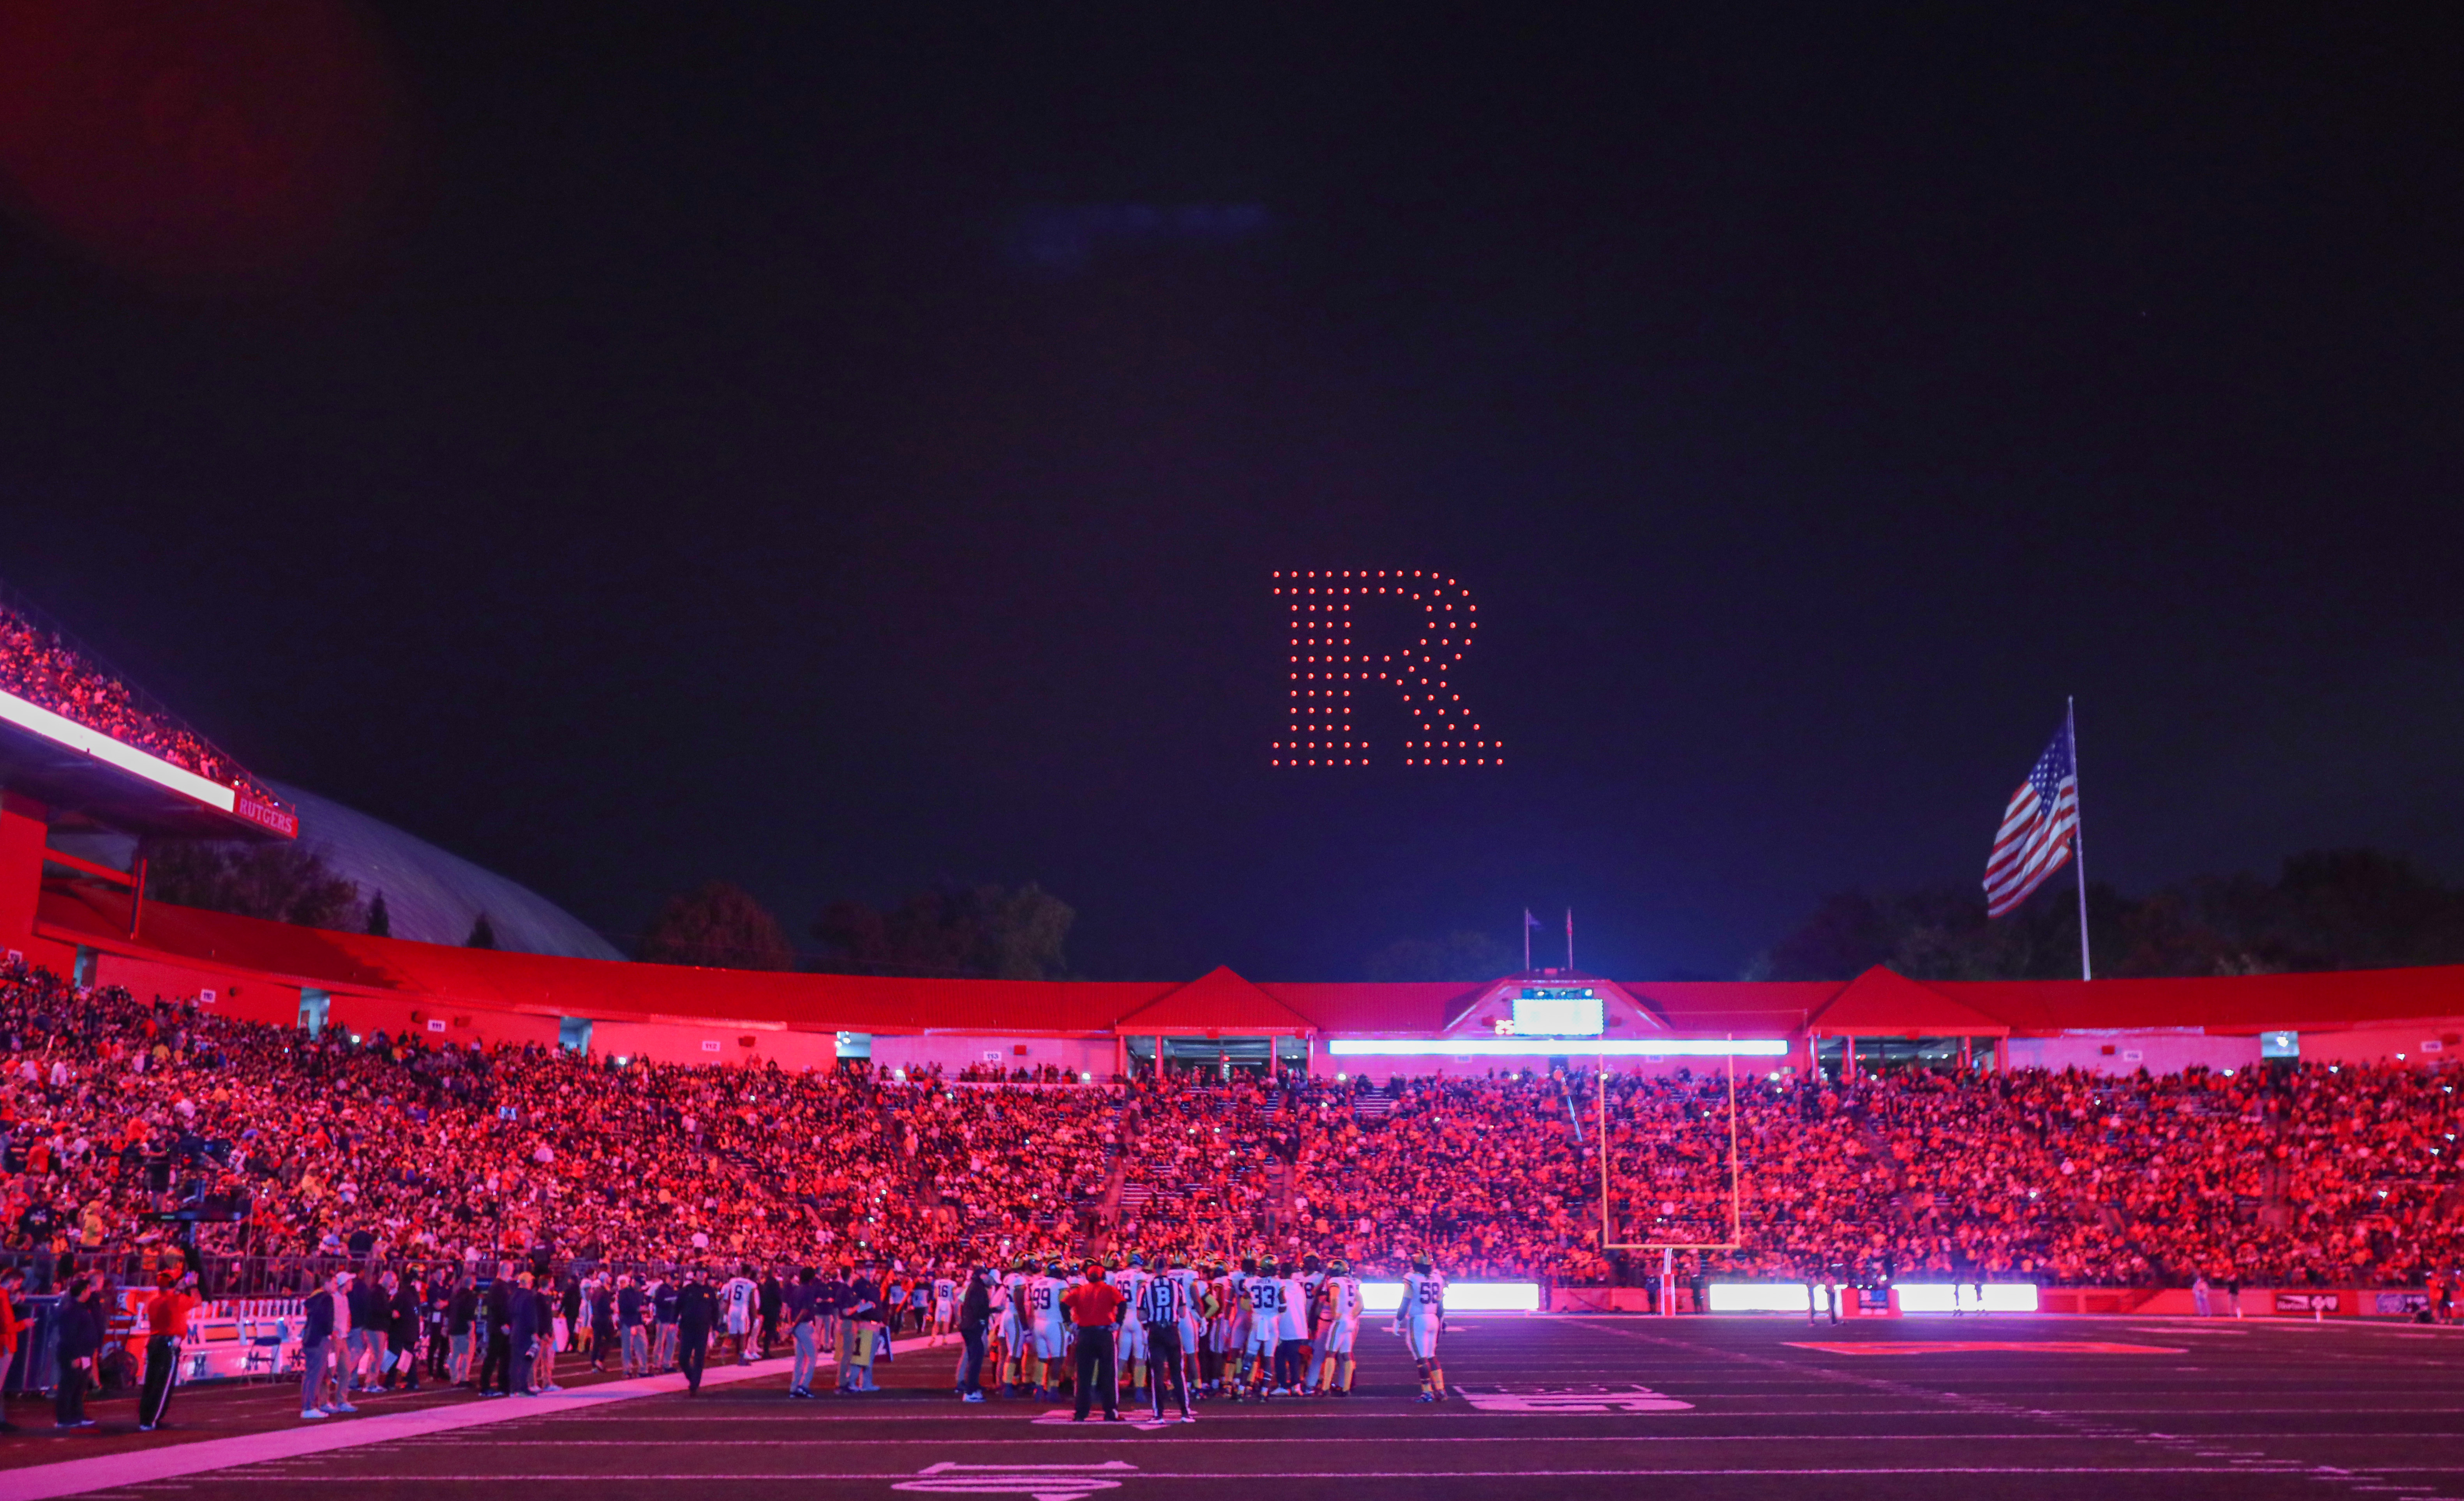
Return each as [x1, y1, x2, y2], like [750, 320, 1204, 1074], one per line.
[0, 963, 2453, 1293]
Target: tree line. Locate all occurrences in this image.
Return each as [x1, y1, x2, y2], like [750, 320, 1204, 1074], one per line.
[1748, 847, 2464, 982]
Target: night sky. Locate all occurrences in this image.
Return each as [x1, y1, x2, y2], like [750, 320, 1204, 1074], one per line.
[2, 5, 2460, 981]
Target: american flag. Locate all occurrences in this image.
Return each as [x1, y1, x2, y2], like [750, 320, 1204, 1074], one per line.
[1982, 722, 2079, 918]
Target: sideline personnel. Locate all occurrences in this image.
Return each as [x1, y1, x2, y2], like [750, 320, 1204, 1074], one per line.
[1134, 1258, 1192, 1422]
[138, 1271, 198, 1430]
[1060, 1261, 1125, 1422]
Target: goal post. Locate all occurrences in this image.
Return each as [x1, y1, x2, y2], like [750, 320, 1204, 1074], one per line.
[1596, 1041, 1744, 1252]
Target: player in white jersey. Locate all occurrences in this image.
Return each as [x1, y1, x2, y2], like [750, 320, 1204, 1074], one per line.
[996, 1260, 1032, 1395]
[1273, 1260, 1309, 1393]
[1238, 1257, 1289, 1398]
[1028, 1261, 1071, 1399]
[1203, 1263, 1236, 1393]
[1392, 1254, 1448, 1400]
[1310, 1259, 1363, 1395]
[719, 1268, 760, 1364]
[1166, 1256, 1206, 1396]
[930, 1270, 958, 1347]
[1112, 1254, 1153, 1400]
[1295, 1253, 1326, 1391]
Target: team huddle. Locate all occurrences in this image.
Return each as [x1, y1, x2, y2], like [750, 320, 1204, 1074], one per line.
[978, 1250, 1449, 1420]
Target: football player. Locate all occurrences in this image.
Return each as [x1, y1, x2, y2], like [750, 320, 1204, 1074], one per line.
[1167, 1252, 1206, 1398]
[1113, 1253, 1152, 1399]
[1029, 1256, 1071, 1400]
[997, 1257, 1032, 1395]
[1310, 1259, 1362, 1396]
[719, 1265, 760, 1365]
[1392, 1252, 1448, 1400]
[931, 1267, 958, 1348]
[1242, 1256, 1287, 1398]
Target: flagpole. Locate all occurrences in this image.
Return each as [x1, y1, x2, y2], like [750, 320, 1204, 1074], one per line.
[1566, 908, 1575, 972]
[2069, 696, 2092, 982]
[1524, 911, 1531, 974]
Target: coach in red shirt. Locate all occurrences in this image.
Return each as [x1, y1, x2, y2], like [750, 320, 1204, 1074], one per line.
[1060, 1263, 1125, 1422]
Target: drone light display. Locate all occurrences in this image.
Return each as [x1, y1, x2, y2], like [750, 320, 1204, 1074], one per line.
[1269, 570, 1499, 767]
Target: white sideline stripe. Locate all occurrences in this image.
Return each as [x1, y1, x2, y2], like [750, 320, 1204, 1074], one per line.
[128, 1466, 2383, 1481]
[0, 1358, 812, 1500]
[393, 1432, 2295, 1446]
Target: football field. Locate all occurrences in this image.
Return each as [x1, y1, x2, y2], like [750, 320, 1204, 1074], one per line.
[10, 1314, 2464, 1501]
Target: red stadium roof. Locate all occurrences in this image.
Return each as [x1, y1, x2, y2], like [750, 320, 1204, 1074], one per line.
[37, 885, 2464, 1040]
[1810, 966, 2011, 1037]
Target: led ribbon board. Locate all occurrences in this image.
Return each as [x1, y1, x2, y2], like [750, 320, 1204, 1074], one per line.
[1328, 1038, 1788, 1058]
[1271, 570, 1498, 767]
[1356, 1281, 1540, 1314]
[0, 687, 237, 811]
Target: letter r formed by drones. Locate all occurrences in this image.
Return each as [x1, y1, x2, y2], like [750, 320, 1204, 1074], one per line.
[1270, 570, 1499, 768]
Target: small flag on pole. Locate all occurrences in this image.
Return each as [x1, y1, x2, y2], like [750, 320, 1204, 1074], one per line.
[1983, 720, 2081, 918]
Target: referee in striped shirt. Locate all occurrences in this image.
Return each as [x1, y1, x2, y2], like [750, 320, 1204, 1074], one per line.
[1134, 1267, 1194, 1422]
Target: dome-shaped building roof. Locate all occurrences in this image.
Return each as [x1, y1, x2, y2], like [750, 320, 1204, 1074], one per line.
[266, 780, 621, 961]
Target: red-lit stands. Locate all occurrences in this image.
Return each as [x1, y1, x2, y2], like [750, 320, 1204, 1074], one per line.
[2, 962, 2455, 1292]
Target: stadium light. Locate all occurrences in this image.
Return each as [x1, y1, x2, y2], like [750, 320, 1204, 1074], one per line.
[1327, 1038, 1788, 1058]
[0, 687, 238, 812]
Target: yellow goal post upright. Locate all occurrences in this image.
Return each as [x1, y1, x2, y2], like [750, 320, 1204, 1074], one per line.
[1596, 1036, 1744, 1254]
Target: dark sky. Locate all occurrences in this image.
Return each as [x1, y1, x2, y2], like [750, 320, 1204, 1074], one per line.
[2, 4, 2460, 981]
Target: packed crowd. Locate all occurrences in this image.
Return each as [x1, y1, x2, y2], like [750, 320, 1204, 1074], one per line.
[0, 603, 277, 804]
[4, 959, 2464, 1293]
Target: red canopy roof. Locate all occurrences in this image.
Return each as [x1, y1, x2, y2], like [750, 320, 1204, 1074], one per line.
[40, 886, 2464, 1040]
[1810, 966, 2010, 1037]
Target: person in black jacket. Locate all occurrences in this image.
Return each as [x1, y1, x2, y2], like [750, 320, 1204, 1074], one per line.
[477, 1268, 514, 1395]
[346, 1270, 385, 1395]
[616, 1275, 648, 1377]
[446, 1277, 478, 1384]
[425, 1274, 453, 1381]
[675, 1268, 717, 1395]
[386, 1273, 422, 1391]
[758, 1268, 785, 1359]
[533, 1278, 562, 1392]
[300, 1272, 349, 1419]
[52, 1273, 102, 1429]
[589, 1275, 620, 1373]
[956, 1268, 993, 1402]
[507, 1272, 542, 1396]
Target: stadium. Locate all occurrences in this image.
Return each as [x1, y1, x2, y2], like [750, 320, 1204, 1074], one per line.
[3, 594, 2464, 1501]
